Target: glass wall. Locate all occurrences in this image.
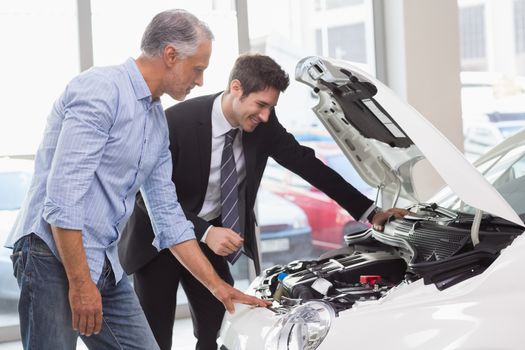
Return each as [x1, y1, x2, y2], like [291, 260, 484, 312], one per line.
[0, 0, 80, 336]
[91, 0, 240, 106]
[245, 0, 377, 268]
[11, 0, 519, 346]
[90, 0, 252, 303]
[0, 0, 80, 157]
[0, 0, 244, 341]
[458, 0, 525, 161]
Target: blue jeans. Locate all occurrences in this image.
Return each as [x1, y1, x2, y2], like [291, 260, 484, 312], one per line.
[11, 234, 160, 350]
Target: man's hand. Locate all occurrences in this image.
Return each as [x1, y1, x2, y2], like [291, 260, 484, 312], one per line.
[68, 279, 103, 336]
[371, 208, 409, 231]
[51, 226, 103, 336]
[205, 227, 243, 256]
[170, 240, 270, 314]
[210, 279, 271, 314]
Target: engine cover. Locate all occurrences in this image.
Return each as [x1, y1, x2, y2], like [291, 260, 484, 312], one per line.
[255, 204, 521, 313]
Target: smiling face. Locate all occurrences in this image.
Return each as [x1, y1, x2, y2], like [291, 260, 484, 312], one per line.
[227, 80, 280, 132]
[163, 39, 212, 101]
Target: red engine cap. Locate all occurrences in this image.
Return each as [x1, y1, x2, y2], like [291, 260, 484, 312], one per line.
[360, 275, 382, 285]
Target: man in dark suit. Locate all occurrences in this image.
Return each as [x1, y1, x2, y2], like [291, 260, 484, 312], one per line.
[119, 54, 407, 350]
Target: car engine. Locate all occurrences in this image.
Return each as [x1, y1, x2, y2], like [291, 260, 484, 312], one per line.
[255, 204, 522, 315]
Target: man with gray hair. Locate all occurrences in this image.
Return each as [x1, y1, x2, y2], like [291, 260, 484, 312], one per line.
[6, 9, 268, 350]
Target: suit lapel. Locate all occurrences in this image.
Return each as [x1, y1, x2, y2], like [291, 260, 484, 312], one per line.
[242, 133, 260, 270]
[242, 133, 256, 206]
[195, 95, 217, 201]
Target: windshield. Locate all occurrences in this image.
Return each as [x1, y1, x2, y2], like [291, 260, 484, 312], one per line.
[432, 142, 525, 217]
[499, 125, 525, 138]
[0, 172, 32, 210]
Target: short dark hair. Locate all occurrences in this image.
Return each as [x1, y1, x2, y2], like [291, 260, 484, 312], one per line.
[227, 54, 289, 97]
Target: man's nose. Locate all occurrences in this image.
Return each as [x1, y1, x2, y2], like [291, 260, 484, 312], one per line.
[258, 108, 271, 123]
[195, 73, 204, 87]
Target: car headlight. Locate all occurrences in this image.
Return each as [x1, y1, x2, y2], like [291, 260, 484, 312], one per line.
[265, 301, 335, 350]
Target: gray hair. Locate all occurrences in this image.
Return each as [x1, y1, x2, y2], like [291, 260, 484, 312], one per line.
[140, 9, 214, 58]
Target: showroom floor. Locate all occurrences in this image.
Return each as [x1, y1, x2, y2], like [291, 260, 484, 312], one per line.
[0, 317, 197, 349]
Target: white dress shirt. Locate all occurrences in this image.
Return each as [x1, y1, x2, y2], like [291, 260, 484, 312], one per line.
[199, 94, 246, 242]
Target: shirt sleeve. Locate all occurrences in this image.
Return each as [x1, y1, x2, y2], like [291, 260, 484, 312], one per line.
[140, 120, 195, 251]
[201, 225, 213, 243]
[42, 73, 116, 230]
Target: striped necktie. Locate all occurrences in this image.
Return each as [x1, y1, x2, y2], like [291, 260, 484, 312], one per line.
[220, 128, 242, 264]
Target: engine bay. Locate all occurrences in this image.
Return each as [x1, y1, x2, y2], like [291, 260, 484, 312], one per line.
[255, 204, 522, 315]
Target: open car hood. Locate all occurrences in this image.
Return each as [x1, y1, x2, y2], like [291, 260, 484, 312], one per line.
[295, 56, 523, 226]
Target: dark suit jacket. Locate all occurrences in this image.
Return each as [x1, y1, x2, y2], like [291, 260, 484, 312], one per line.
[119, 93, 374, 274]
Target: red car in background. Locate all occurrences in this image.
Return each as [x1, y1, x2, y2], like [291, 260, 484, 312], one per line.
[261, 141, 376, 254]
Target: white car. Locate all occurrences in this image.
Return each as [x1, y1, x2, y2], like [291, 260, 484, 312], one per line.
[0, 158, 33, 311]
[461, 73, 525, 160]
[463, 110, 525, 161]
[219, 56, 525, 350]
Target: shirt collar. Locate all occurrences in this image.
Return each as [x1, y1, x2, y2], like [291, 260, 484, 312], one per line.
[124, 57, 154, 102]
[211, 93, 241, 138]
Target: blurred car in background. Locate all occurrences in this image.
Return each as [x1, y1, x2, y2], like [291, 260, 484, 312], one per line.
[0, 158, 33, 311]
[256, 189, 312, 269]
[461, 72, 525, 161]
[261, 141, 375, 254]
[464, 109, 525, 161]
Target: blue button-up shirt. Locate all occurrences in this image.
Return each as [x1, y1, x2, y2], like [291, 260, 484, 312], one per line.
[7, 58, 195, 283]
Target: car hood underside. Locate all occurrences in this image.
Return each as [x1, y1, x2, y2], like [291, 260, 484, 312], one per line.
[295, 56, 523, 227]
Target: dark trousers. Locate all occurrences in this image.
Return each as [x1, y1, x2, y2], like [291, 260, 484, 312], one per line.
[133, 240, 234, 350]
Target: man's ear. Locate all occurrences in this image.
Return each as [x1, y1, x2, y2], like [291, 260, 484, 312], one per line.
[230, 79, 243, 98]
[163, 45, 178, 67]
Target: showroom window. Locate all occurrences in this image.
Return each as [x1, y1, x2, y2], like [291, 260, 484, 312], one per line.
[328, 23, 366, 62]
[316, 23, 367, 63]
[315, 0, 364, 11]
[0, 1, 249, 341]
[458, 0, 525, 160]
[90, 0, 253, 302]
[91, 0, 241, 107]
[458, 4, 487, 71]
[0, 1, 80, 157]
[515, 0, 525, 53]
[0, 0, 81, 341]
[245, 0, 377, 265]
